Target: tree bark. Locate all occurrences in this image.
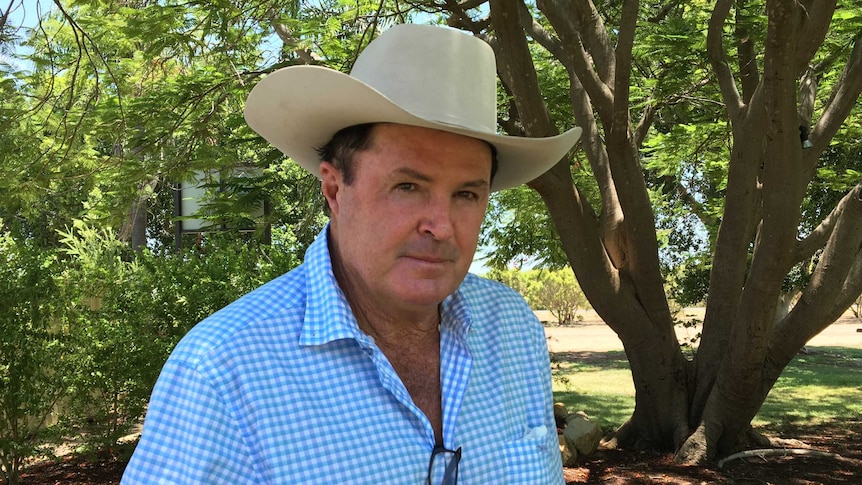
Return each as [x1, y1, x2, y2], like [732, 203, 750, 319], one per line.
[440, 0, 862, 464]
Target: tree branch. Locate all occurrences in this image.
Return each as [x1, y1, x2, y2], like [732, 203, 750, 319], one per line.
[1, 0, 16, 33]
[488, 0, 556, 138]
[807, 34, 862, 161]
[773, 183, 862, 350]
[537, 0, 614, 120]
[794, 0, 837, 76]
[718, 448, 849, 469]
[797, 68, 817, 122]
[458, 0, 488, 9]
[647, 0, 681, 23]
[569, 0, 615, 84]
[442, 0, 486, 34]
[792, 184, 862, 264]
[633, 102, 655, 148]
[611, 0, 637, 126]
[708, 0, 744, 119]
[811, 184, 862, 316]
[735, 0, 760, 103]
[517, 3, 566, 63]
[268, 9, 321, 64]
[834, 244, 862, 318]
[565, 65, 618, 234]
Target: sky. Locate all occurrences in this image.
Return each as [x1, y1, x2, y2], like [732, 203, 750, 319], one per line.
[2, 0, 42, 70]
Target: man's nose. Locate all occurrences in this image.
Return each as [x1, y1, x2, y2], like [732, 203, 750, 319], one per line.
[419, 197, 455, 240]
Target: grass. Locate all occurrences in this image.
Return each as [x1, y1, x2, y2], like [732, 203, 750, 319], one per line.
[551, 347, 862, 431]
[551, 350, 635, 429]
[755, 347, 862, 426]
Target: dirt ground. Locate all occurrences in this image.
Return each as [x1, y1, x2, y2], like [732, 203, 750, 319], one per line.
[18, 312, 862, 484]
[562, 418, 862, 484]
[542, 308, 862, 353]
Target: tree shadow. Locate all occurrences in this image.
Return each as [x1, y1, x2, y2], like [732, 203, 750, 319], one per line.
[758, 346, 862, 424]
[550, 350, 631, 370]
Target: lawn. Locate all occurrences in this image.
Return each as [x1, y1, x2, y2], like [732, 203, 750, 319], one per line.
[551, 346, 862, 430]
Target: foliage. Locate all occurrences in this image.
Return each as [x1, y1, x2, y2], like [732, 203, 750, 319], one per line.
[481, 187, 568, 269]
[533, 269, 587, 325]
[55, 221, 299, 452]
[486, 267, 588, 325]
[484, 267, 541, 304]
[0, 234, 66, 485]
[1, 0, 860, 466]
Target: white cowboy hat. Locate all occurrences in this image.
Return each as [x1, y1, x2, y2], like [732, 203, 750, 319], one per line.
[244, 23, 582, 191]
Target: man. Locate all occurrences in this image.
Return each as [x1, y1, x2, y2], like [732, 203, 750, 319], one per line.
[122, 24, 581, 484]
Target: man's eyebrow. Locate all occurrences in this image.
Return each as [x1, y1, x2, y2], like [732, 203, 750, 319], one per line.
[393, 167, 490, 187]
[461, 178, 491, 189]
[393, 167, 432, 182]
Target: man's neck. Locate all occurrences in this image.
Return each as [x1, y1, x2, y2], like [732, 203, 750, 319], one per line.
[340, 278, 440, 347]
[328, 236, 442, 343]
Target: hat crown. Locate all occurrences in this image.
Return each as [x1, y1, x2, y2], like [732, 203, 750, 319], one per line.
[349, 24, 497, 134]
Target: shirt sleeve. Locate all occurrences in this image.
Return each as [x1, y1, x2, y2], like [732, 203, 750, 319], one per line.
[121, 357, 256, 484]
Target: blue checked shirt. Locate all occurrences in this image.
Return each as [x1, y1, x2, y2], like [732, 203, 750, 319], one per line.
[122, 227, 563, 484]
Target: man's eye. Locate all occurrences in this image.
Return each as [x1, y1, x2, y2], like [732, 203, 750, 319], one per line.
[456, 191, 478, 200]
[395, 183, 416, 191]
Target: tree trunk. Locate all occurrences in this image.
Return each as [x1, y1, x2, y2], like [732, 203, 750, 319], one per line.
[443, 0, 862, 465]
[119, 176, 159, 251]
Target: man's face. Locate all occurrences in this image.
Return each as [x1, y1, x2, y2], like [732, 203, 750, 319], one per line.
[321, 123, 492, 314]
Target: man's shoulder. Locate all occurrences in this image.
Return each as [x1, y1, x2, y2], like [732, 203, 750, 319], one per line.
[169, 264, 309, 367]
[458, 273, 533, 315]
[460, 272, 526, 296]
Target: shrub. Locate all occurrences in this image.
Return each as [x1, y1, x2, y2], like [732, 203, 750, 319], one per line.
[0, 235, 67, 485]
[486, 267, 588, 325]
[56, 222, 299, 451]
[533, 269, 586, 325]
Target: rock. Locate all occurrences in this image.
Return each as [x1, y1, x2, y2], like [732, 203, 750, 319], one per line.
[563, 412, 602, 456]
[554, 402, 569, 421]
[559, 433, 578, 466]
[554, 402, 569, 430]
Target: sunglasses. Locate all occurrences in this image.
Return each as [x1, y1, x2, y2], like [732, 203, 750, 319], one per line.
[426, 445, 462, 485]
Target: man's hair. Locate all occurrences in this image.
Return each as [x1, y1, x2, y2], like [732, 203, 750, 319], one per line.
[315, 123, 499, 186]
[315, 123, 376, 185]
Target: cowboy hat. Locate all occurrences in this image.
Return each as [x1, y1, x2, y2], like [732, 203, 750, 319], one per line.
[244, 23, 582, 191]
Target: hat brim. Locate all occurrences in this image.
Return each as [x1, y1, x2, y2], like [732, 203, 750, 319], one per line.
[244, 66, 582, 191]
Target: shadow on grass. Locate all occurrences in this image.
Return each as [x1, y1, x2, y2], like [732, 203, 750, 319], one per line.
[551, 351, 634, 429]
[552, 346, 862, 430]
[550, 350, 630, 370]
[757, 346, 862, 425]
[553, 391, 632, 430]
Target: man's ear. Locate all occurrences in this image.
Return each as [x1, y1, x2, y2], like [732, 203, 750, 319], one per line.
[319, 161, 341, 215]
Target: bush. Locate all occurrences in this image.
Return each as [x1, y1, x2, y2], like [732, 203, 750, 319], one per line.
[56, 222, 299, 452]
[0, 235, 67, 485]
[486, 267, 588, 325]
[533, 269, 586, 325]
[0, 219, 302, 473]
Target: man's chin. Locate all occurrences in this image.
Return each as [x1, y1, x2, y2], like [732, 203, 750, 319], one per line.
[392, 280, 460, 307]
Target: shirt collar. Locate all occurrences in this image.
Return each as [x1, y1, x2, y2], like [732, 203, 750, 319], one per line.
[298, 226, 364, 346]
[298, 225, 474, 347]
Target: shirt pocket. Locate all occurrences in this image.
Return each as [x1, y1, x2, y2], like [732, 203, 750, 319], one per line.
[502, 426, 559, 484]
